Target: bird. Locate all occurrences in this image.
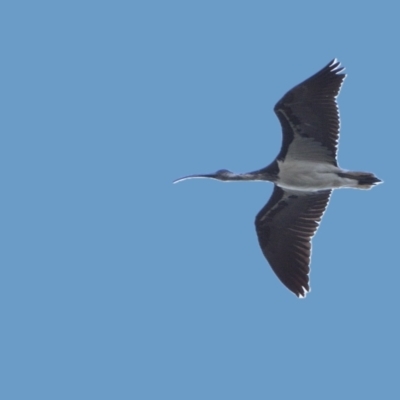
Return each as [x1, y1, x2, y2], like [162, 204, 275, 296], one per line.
[174, 59, 381, 298]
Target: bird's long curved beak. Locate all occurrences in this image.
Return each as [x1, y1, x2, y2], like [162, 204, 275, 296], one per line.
[173, 173, 216, 184]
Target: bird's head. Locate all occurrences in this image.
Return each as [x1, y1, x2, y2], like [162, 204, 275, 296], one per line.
[212, 169, 236, 180]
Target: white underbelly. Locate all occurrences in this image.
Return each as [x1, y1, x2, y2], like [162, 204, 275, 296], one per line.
[277, 160, 355, 191]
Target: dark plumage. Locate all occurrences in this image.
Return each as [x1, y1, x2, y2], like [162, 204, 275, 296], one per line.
[255, 187, 331, 297]
[274, 60, 345, 164]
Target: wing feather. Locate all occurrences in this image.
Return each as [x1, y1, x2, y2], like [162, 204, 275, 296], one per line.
[255, 186, 331, 297]
[274, 59, 346, 165]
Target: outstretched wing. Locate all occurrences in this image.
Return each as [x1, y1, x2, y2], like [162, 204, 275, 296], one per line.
[274, 59, 346, 166]
[255, 186, 331, 297]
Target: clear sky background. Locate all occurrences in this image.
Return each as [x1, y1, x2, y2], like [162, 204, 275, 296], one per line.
[1, 1, 398, 399]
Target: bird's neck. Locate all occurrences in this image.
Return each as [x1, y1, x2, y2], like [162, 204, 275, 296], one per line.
[240, 162, 279, 182]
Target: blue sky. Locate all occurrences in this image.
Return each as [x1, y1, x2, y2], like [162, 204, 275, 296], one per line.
[1, 1, 398, 399]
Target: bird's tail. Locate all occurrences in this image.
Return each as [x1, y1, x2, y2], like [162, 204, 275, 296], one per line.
[337, 171, 382, 190]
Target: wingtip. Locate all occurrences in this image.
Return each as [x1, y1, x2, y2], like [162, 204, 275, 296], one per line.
[295, 286, 310, 299]
[329, 58, 346, 75]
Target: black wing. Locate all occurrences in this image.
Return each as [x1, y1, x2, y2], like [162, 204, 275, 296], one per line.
[274, 59, 346, 166]
[255, 186, 331, 297]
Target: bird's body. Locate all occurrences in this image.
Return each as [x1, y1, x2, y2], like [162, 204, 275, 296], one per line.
[276, 160, 368, 191]
[174, 59, 381, 297]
